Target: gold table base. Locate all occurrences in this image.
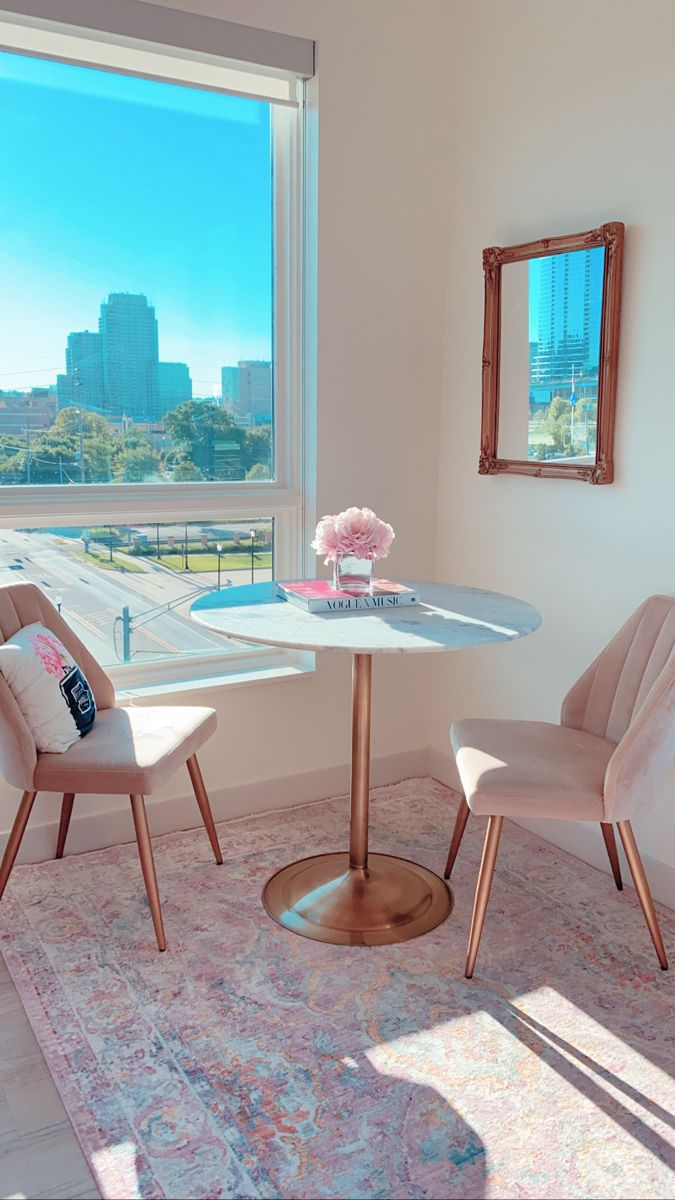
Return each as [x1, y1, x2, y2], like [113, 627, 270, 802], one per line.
[262, 653, 453, 946]
[263, 852, 453, 946]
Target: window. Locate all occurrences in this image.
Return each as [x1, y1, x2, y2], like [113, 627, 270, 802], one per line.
[0, 9, 312, 689]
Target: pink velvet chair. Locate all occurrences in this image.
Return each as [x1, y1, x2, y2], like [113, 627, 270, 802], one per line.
[0, 582, 222, 951]
[445, 595, 674, 978]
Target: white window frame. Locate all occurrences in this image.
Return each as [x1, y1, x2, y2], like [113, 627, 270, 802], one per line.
[0, 42, 315, 693]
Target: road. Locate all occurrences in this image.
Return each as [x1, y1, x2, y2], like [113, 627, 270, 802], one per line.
[0, 529, 272, 669]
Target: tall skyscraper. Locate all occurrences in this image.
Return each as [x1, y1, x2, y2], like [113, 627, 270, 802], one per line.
[221, 365, 239, 413]
[56, 330, 105, 411]
[529, 247, 605, 389]
[99, 293, 159, 421]
[158, 362, 192, 414]
[238, 361, 272, 422]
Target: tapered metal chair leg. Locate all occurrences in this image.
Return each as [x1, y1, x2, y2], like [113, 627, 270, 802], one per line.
[600, 822, 623, 890]
[186, 755, 222, 865]
[0, 791, 37, 901]
[618, 820, 668, 970]
[130, 795, 167, 952]
[55, 794, 75, 860]
[465, 815, 503, 979]
[444, 796, 470, 879]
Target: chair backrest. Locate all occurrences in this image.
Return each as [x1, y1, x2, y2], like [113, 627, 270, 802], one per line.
[0, 582, 115, 790]
[561, 595, 675, 743]
[562, 595, 675, 822]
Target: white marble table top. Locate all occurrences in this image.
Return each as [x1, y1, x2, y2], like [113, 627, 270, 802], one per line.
[190, 580, 541, 655]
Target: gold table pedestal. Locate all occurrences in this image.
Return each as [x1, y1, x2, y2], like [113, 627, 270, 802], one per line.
[262, 653, 453, 946]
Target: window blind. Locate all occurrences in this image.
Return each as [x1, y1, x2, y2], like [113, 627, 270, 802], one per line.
[0, 0, 314, 105]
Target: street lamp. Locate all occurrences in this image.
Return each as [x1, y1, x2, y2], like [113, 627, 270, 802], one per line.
[55, 593, 63, 614]
[249, 527, 256, 584]
[184, 522, 190, 571]
[216, 543, 223, 590]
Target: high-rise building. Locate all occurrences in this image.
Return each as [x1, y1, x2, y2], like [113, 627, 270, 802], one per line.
[529, 247, 605, 392]
[158, 362, 192, 414]
[57, 330, 105, 411]
[99, 293, 159, 421]
[235, 360, 272, 423]
[221, 365, 239, 413]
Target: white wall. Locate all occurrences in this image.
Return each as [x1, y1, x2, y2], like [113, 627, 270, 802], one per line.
[431, 0, 675, 901]
[2, 0, 455, 857]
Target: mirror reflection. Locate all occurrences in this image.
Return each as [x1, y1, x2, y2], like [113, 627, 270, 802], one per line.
[499, 246, 605, 464]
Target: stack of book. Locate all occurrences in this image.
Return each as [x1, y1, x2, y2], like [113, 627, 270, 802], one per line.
[275, 579, 421, 613]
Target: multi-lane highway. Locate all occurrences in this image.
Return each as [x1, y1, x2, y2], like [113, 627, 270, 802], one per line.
[0, 528, 268, 668]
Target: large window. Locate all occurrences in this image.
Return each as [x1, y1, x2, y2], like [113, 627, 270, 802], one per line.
[0, 12, 310, 688]
[0, 49, 274, 485]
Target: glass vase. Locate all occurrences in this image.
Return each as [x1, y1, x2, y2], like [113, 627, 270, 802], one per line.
[333, 554, 373, 597]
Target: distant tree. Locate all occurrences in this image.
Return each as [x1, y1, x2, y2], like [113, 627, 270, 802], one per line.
[115, 444, 162, 482]
[548, 396, 569, 423]
[164, 401, 242, 479]
[246, 462, 272, 480]
[0, 409, 114, 483]
[172, 457, 205, 481]
[242, 424, 272, 476]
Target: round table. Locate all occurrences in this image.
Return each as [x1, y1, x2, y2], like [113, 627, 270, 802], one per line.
[191, 580, 541, 947]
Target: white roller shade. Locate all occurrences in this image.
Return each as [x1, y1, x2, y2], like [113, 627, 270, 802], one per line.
[0, 0, 314, 106]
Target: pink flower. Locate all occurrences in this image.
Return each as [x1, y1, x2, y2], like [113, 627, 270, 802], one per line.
[312, 507, 395, 562]
[311, 515, 340, 562]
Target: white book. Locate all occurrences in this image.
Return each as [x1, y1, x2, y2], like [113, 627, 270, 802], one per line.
[276, 579, 421, 613]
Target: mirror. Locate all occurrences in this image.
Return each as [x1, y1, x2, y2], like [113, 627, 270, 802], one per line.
[479, 223, 624, 484]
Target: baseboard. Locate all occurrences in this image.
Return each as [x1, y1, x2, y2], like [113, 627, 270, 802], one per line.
[428, 748, 675, 912]
[11, 747, 431, 865]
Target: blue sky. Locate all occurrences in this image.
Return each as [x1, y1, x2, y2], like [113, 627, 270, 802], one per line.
[0, 50, 272, 395]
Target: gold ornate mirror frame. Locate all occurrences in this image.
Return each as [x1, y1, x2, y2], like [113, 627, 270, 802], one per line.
[479, 222, 624, 484]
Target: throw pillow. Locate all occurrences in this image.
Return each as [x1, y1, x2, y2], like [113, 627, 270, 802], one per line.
[0, 622, 96, 752]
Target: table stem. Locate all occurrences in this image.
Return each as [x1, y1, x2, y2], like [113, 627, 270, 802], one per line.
[349, 653, 372, 870]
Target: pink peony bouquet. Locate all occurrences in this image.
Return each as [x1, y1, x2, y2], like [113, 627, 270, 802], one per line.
[311, 507, 395, 563]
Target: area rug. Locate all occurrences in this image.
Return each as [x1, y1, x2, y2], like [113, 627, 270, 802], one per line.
[1, 778, 674, 1200]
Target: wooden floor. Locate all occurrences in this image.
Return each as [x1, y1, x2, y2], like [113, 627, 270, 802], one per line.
[0, 956, 99, 1200]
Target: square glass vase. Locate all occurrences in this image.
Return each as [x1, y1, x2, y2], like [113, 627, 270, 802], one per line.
[333, 554, 373, 597]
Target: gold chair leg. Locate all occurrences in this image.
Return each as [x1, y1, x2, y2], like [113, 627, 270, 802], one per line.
[55, 794, 75, 860]
[0, 791, 37, 901]
[617, 820, 668, 970]
[465, 815, 503, 979]
[444, 795, 470, 879]
[130, 795, 167, 952]
[600, 822, 623, 890]
[186, 754, 223, 865]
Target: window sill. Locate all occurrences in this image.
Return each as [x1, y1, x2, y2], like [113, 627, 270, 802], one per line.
[113, 650, 315, 702]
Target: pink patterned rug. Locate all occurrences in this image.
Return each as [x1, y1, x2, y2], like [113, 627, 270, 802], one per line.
[1, 778, 674, 1199]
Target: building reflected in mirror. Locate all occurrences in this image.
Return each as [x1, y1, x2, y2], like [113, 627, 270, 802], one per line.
[528, 246, 605, 463]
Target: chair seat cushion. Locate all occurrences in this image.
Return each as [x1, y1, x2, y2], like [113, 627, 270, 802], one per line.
[34, 704, 217, 795]
[450, 719, 615, 820]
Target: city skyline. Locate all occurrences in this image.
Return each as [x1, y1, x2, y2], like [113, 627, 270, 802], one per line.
[0, 48, 273, 395]
[49, 288, 272, 422]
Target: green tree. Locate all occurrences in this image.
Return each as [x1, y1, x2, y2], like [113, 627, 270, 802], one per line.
[246, 462, 272, 480]
[242, 424, 272, 476]
[164, 401, 243, 480]
[172, 457, 205, 481]
[115, 443, 162, 482]
[0, 409, 115, 484]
